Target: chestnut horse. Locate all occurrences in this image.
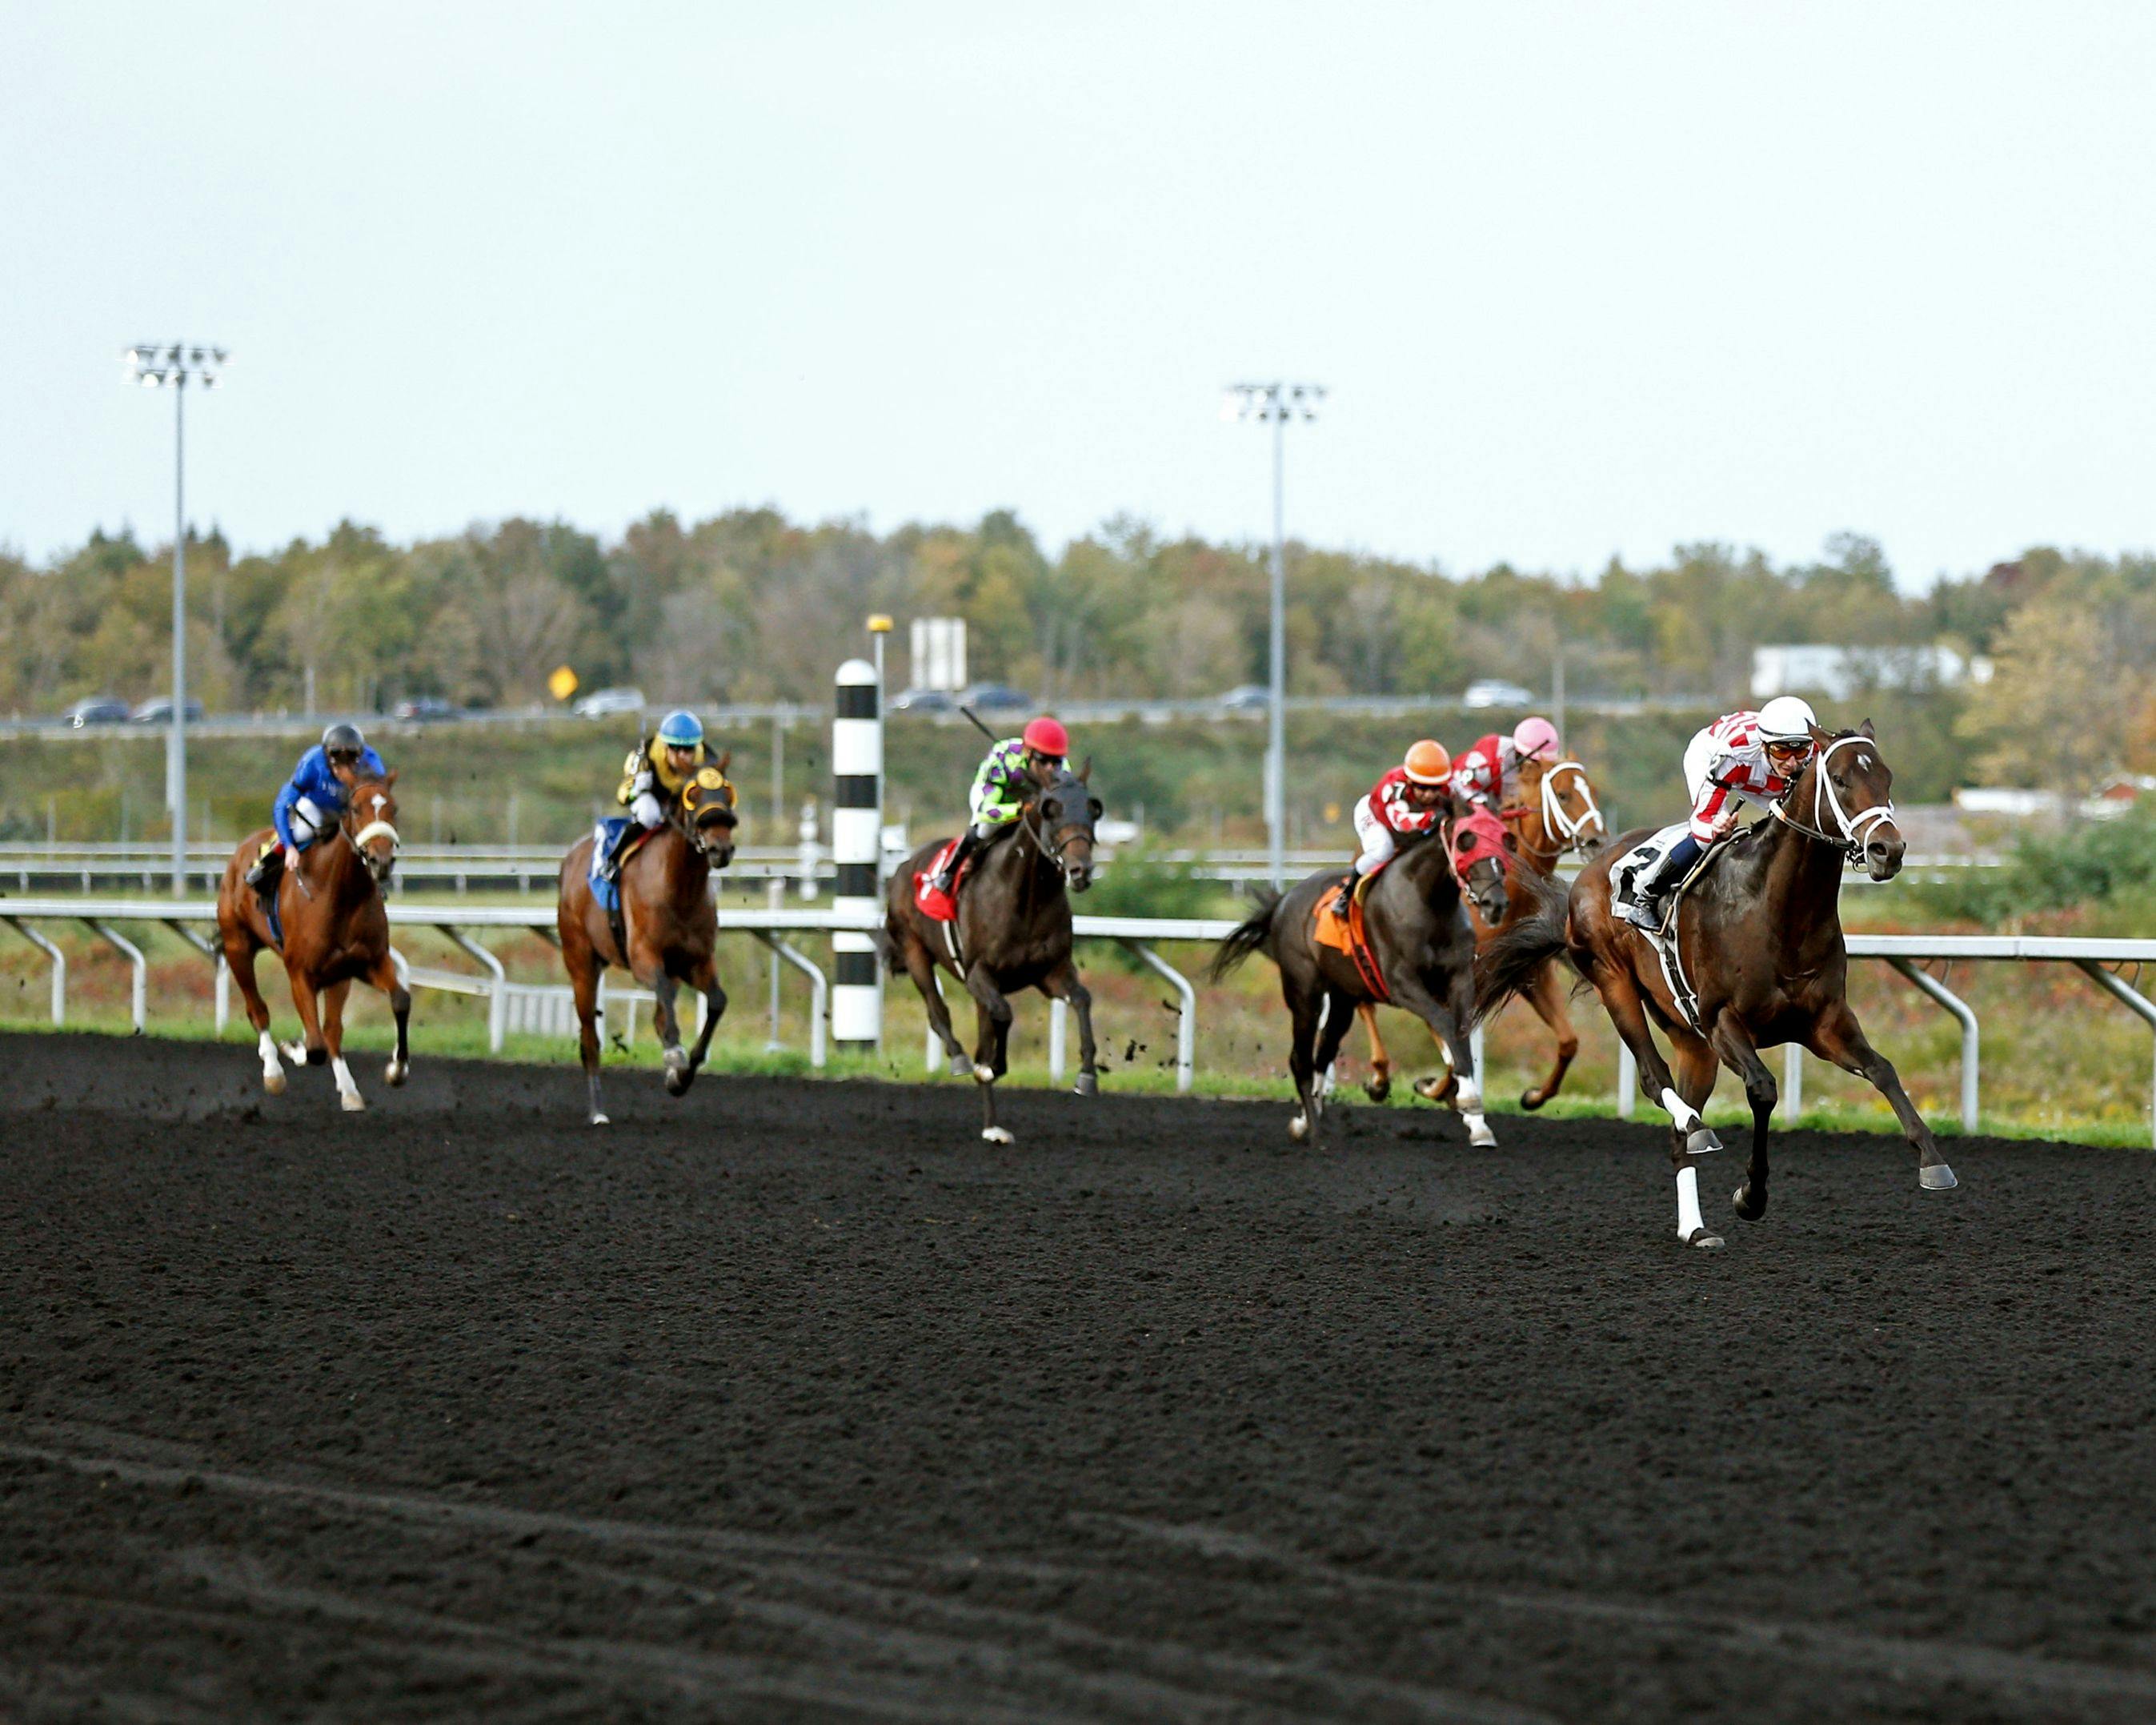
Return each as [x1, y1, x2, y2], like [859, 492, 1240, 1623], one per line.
[1364, 752, 1609, 1109]
[883, 763, 1100, 1144]
[1476, 723, 1956, 1250]
[217, 767, 408, 1110]
[558, 764, 739, 1125]
[1211, 803, 1511, 1149]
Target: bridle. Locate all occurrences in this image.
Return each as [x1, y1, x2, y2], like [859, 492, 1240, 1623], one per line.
[1770, 735, 1898, 860]
[342, 780, 401, 877]
[1501, 759, 1606, 862]
[1020, 781, 1096, 877]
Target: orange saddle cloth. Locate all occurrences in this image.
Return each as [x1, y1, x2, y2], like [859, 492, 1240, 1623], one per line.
[1312, 872, 1389, 1001]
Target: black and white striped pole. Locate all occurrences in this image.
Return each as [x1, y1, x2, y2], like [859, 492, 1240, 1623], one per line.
[832, 652, 883, 1051]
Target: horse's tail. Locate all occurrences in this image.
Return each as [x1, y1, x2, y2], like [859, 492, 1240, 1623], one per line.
[1208, 889, 1283, 982]
[1473, 871, 1573, 1026]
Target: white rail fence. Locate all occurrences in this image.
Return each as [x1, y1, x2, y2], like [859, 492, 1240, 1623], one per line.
[2, 899, 2154, 1137]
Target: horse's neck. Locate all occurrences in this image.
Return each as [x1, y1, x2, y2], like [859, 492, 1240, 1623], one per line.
[1737, 776, 1847, 956]
[651, 825, 710, 897]
[1401, 832, 1460, 906]
[985, 820, 1059, 909]
[311, 832, 374, 910]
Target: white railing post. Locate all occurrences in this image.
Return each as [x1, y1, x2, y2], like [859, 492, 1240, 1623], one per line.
[1782, 1041, 1803, 1120]
[1121, 941, 1196, 1093]
[756, 933, 828, 1070]
[440, 925, 507, 1052]
[3, 917, 66, 1025]
[1887, 958, 1981, 1133]
[2074, 961, 2156, 1148]
[85, 920, 146, 1033]
[1617, 1041, 1637, 1118]
[1049, 997, 1068, 1082]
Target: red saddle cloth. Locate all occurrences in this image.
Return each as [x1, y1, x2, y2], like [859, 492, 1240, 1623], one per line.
[913, 838, 968, 923]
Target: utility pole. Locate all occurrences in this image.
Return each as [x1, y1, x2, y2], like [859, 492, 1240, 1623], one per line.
[125, 342, 227, 897]
[1224, 382, 1325, 889]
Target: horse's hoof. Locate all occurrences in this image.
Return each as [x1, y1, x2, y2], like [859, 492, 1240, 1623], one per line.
[1732, 1185, 1768, 1222]
[590, 1112, 610, 1127]
[1466, 1117, 1499, 1149]
[1288, 1112, 1309, 1142]
[1072, 1071, 1098, 1097]
[981, 1125, 1013, 1145]
[1520, 1089, 1549, 1112]
[972, 1063, 996, 1085]
[1920, 1163, 1958, 1191]
[282, 1041, 308, 1066]
[339, 1091, 367, 1113]
[1413, 1074, 1454, 1104]
[262, 1070, 286, 1097]
[1682, 1226, 1725, 1250]
[384, 1061, 407, 1087]
[663, 1069, 691, 1097]
[949, 1053, 972, 1079]
[1363, 1077, 1391, 1103]
[1685, 1126, 1723, 1156]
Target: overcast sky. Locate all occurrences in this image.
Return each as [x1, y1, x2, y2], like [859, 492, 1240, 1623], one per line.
[4, 1, 2152, 587]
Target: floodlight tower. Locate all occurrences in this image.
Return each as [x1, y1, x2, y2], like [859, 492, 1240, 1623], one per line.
[124, 343, 227, 897]
[1223, 381, 1325, 889]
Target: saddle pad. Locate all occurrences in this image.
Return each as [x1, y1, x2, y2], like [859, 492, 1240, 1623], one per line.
[1609, 822, 1694, 921]
[589, 818, 631, 915]
[1312, 876, 1389, 1002]
[912, 837, 966, 923]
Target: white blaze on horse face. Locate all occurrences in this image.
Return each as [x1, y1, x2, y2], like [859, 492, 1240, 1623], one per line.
[1660, 1085, 1704, 1133]
[1676, 1165, 1706, 1239]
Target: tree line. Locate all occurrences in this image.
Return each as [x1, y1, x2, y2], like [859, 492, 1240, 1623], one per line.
[2, 510, 2148, 789]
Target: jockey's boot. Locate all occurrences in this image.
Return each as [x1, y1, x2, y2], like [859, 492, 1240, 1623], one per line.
[1622, 834, 1701, 933]
[1330, 875, 1357, 920]
[595, 826, 624, 883]
[931, 826, 982, 897]
[245, 843, 286, 895]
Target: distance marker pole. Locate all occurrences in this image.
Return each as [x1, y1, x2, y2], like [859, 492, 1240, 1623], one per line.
[832, 658, 882, 1050]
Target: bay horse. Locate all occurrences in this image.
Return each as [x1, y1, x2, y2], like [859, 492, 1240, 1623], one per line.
[216, 767, 407, 1110]
[1211, 803, 1512, 1149]
[883, 763, 1100, 1144]
[1475, 722, 1956, 1250]
[1364, 753, 1609, 1109]
[558, 764, 739, 1125]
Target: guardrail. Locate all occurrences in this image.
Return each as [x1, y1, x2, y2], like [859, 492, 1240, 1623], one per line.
[1, 900, 2150, 1134]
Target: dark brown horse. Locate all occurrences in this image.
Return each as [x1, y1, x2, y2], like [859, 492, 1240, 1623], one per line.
[558, 765, 739, 1125]
[1366, 752, 1610, 1109]
[1476, 723, 1956, 1250]
[1212, 802, 1511, 1149]
[883, 764, 1100, 1143]
[217, 768, 408, 1110]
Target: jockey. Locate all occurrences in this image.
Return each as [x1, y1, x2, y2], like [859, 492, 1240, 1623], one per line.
[929, 716, 1069, 895]
[1332, 740, 1452, 917]
[1455, 716, 1562, 809]
[599, 708, 715, 881]
[246, 721, 387, 891]
[1622, 695, 1819, 931]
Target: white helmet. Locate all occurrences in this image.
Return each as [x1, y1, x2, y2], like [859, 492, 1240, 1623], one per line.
[1757, 696, 1817, 746]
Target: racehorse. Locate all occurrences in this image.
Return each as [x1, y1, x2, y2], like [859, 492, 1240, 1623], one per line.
[557, 764, 739, 1125]
[216, 767, 408, 1110]
[883, 763, 1100, 1144]
[1475, 723, 1956, 1250]
[1212, 803, 1512, 1149]
[1362, 752, 1609, 1109]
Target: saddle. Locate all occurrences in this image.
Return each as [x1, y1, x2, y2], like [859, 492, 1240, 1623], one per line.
[1610, 823, 1737, 1031]
[250, 838, 287, 951]
[1312, 868, 1389, 1001]
[590, 819, 656, 960]
[912, 836, 974, 925]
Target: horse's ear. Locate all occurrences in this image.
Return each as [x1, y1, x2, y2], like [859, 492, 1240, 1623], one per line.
[385, 767, 399, 787]
[1858, 717, 1876, 740]
[717, 749, 732, 774]
[1807, 722, 1830, 745]
[1078, 755, 1092, 784]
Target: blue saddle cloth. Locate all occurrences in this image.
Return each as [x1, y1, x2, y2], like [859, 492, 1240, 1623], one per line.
[590, 818, 631, 914]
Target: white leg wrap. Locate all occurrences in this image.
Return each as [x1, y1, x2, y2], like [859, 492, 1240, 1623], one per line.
[1677, 1165, 1705, 1239]
[1454, 1077, 1482, 1113]
[332, 1056, 363, 1111]
[258, 1030, 282, 1076]
[1660, 1085, 1702, 1133]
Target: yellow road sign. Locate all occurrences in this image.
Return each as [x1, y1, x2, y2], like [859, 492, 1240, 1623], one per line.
[548, 665, 579, 701]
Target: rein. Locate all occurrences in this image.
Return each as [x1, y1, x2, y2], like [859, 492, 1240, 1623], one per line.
[1769, 736, 1898, 860]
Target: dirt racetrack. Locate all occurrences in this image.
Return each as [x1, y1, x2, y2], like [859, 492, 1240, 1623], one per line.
[2, 1030, 2154, 1723]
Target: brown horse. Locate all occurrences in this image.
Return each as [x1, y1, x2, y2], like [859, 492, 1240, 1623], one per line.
[1476, 723, 1956, 1250]
[883, 763, 1100, 1144]
[558, 765, 739, 1125]
[1212, 803, 1511, 1149]
[217, 768, 407, 1110]
[1364, 752, 1610, 1109]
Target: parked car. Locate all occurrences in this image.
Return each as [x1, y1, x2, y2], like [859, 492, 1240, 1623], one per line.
[890, 687, 955, 713]
[956, 682, 1032, 713]
[572, 686, 647, 720]
[391, 696, 459, 722]
[1219, 684, 1272, 712]
[66, 696, 131, 727]
[129, 697, 206, 724]
[1462, 678, 1535, 710]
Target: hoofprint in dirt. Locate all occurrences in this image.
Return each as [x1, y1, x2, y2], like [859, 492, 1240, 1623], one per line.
[1, 1032, 2153, 1723]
